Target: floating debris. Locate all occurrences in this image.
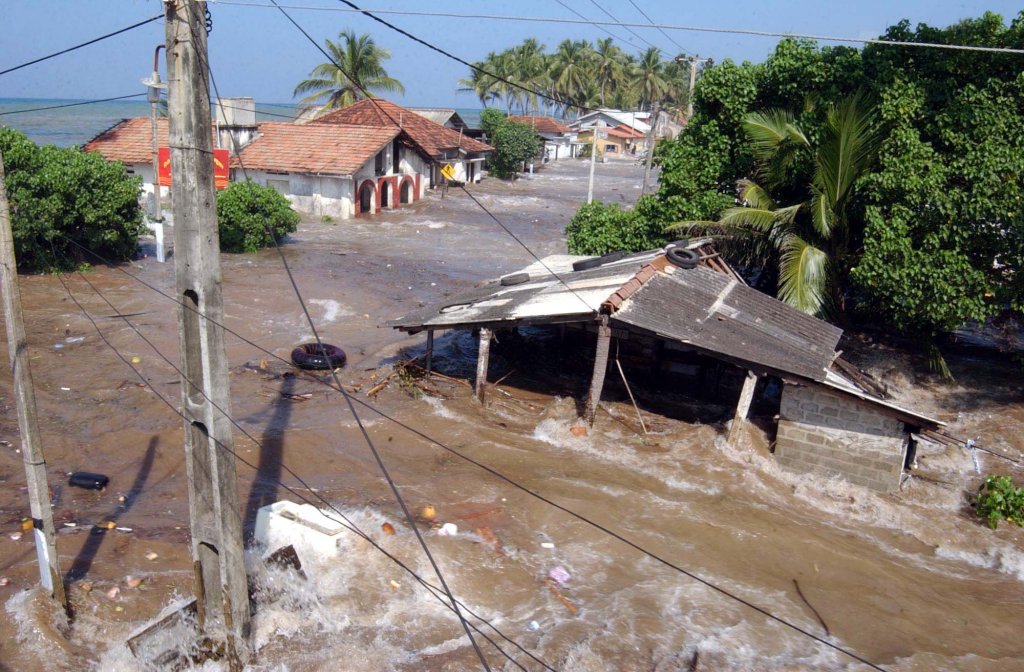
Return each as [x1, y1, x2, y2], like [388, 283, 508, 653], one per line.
[145, 552, 159, 561]
[126, 576, 144, 589]
[106, 586, 120, 599]
[421, 504, 437, 521]
[437, 522, 458, 537]
[548, 566, 570, 585]
[381, 522, 396, 536]
[69, 471, 109, 490]
[9, 532, 22, 541]
[0, 577, 10, 587]
[541, 542, 555, 549]
[389, 580, 401, 590]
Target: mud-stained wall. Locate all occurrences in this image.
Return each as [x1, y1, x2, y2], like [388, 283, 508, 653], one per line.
[776, 384, 908, 493]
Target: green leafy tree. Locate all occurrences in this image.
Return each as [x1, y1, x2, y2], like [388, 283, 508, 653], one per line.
[0, 128, 143, 272]
[481, 111, 543, 179]
[566, 199, 667, 255]
[293, 30, 404, 116]
[216, 180, 299, 253]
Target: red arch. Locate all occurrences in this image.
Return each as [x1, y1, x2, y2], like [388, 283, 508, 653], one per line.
[356, 179, 376, 216]
[399, 175, 417, 204]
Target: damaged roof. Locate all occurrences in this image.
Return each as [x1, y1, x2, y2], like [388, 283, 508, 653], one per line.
[387, 243, 841, 382]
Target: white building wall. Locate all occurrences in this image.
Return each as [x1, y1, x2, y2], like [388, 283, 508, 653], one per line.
[246, 169, 353, 219]
[398, 148, 431, 196]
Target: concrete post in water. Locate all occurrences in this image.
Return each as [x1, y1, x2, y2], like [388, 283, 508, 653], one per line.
[475, 328, 491, 403]
[585, 317, 613, 425]
[165, 0, 250, 662]
[0, 151, 68, 614]
[587, 119, 604, 204]
[728, 371, 758, 446]
[425, 330, 434, 373]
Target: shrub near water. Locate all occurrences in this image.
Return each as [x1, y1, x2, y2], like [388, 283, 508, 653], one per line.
[216, 180, 299, 253]
[976, 475, 1024, 530]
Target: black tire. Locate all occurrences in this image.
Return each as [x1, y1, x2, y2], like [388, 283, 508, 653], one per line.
[500, 272, 531, 286]
[572, 250, 628, 272]
[291, 343, 347, 370]
[666, 246, 700, 269]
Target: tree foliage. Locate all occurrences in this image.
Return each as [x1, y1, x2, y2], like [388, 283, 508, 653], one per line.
[480, 110, 543, 179]
[0, 128, 143, 272]
[216, 180, 299, 253]
[294, 30, 404, 117]
[566, 199, 667, 255]
[571, 10, 1024, 351]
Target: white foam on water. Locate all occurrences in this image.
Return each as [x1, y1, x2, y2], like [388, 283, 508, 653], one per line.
[307, 298, 352, 323]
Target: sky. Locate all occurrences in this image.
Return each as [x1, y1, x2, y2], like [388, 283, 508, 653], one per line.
[1, 1, 1021, 109]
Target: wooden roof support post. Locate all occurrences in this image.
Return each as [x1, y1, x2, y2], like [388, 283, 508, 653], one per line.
[584, 317, 612, 426]
[474, 327, 491, 403]
[728, 371, 758, 446]
[0, 151, 68, 615]
[425, 330, 434, 373]
[166, 1, 250, 664]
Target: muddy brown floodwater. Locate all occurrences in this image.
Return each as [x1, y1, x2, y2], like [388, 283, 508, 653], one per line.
[0, 159, 1022, 672]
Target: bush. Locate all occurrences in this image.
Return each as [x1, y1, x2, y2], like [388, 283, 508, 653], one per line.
[216, 180, 299, 253]
[480, 108, 542, 179]
[0, 128, 144, 272]
[976, 475, 1024, 530]
[565, 198, 668, 255]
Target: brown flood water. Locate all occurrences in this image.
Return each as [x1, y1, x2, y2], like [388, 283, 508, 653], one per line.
[0, 159, 1022, 671]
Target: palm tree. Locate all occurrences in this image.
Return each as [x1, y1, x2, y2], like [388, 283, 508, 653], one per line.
[510, 38, 548, 113]
[634, 47, 669, 111]
[548, 39, 594, 115]
[293, 30, 404, 116]
[457, 62, 497, 108]
[593, 38, 625, 106]
[676, 96, 880, 321]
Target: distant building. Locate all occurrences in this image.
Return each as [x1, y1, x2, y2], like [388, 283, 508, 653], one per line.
[575, 123, 646, 158]
[408, 108, 468, 130]
[507, 115, 579, 161]
[313, 98, 492, 187]
[82, 117, 172, 215]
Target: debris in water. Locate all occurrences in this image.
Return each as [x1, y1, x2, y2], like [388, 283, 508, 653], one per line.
[145, 552, 159, 561]
[437, 522, 458, 537]
[9, 532, 21, 541]
[528, 620, 540, 631]
[570, 424, 588, 437]
[79, 581, 93, 593]
[541, 542, 555, 549]
[381, 522, 396, 536]
[19, 519, 33, 532]
[69, 471, 109, 490]
[115, 527, 133, 533]
[97, 520, 117, 530]
[389, 580, 401, 590]
[544, 578, 578, 614]
[131, 357, 142, 364]
[60, 386, 71, 391]
[126, 576, 144, 589]
[548, 566, 570, 584]
[0, 577, 11, 587]
[106, 586, 120, 599]
[421, 504, 437, 521]
[65, 336, 85, 344]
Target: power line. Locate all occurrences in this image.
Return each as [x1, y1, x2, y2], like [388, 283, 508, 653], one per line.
[586, 0, 660, 51]
[49, 266, 552, 672]
[625, 0, 687, 54]
[0, 14, 163, 77]
[206, 1, 1024, 55]
[60, 235, 888, 672]
[0, 93, 147, 117]
[190, 9, 492, 669]
[553, 0, 639, 52]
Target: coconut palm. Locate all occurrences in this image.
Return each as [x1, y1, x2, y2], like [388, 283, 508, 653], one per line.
[593, 37, 626, 106]
[457, 62, 497, 108]
[675, 96, 880, 320]
[548, 39, 594, 114]
[293, 30, 404, 116]
[634, 47, 669, 111]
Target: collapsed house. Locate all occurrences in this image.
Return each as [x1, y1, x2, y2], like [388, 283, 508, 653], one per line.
[387, 242, 944, 493]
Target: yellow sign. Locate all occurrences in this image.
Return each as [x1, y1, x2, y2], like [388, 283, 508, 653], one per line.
[440, 163, 456, 181]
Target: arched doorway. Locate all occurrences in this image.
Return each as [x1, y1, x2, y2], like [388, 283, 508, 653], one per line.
[380, 180, 390, 209]
[357, 181, 375, 215]
[400, 178, 413, 204]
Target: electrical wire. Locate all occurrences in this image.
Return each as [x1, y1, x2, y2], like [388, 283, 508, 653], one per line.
[206, 1, 1024, 55]
[553, 0, 638, 51]
[585, 0, 659, 51]
[0, 14, 163, 77]
[625, 0, 687, 54]
[184, 7, 492, 669]
[0, 93, 147, 117]
[49, 266, 553, 672]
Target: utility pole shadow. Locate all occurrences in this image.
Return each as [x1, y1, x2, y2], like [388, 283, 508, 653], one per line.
[243, 375, 293, 539]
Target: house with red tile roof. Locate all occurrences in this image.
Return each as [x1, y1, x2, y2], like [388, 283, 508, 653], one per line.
[312, 98, 492, 188]
[575, 123, 646, 159]
[508, 115, 580, 161]
[83, 117, 172, 215]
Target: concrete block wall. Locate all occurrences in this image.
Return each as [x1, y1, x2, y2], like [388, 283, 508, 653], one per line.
[775, 384, 908, 493]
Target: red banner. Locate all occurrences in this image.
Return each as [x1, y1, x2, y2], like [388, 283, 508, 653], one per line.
[158, 147, 230, 190]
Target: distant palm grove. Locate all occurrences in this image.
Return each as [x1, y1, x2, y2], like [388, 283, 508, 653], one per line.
[459, 38, 699, 117]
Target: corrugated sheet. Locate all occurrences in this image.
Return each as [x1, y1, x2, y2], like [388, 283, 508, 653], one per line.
[612, 265, 842, 381]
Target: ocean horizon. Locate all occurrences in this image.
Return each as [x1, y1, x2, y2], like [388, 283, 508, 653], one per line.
[0, 97, 484, 148]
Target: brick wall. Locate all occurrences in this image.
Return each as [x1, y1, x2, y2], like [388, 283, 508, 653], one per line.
[775, 384, 908, 492]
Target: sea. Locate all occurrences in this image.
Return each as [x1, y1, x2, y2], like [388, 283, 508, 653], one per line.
[0, 97, 483, 147]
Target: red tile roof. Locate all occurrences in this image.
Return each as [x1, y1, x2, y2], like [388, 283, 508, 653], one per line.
[507, 115, 570, 135]
[83, 117, 168, 165]
[314, 99, 492, 157]
[233, 122, 399, 176]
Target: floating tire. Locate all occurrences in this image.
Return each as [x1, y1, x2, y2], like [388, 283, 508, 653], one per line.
[500, 272, 531, 286]
[571, 250, 628, 272]
[291, 343, 347, 370]
[666, 246, 700, 270]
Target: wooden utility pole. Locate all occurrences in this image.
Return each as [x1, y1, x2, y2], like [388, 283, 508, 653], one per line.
[641, 101, 660, 196]
[165, 0, 250, 663]
[0, 151, 68, 613]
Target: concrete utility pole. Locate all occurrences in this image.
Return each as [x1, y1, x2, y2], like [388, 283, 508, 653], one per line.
[641, 101, 660, 196]
[586, 119, 604, 204]
[165, 0, 250, 664]
[0, 151, 68, 613]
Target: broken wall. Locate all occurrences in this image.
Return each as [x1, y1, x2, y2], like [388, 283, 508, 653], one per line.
[775, 384, 907, 493]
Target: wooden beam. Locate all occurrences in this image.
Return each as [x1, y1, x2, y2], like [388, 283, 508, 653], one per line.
[474, 327, 491, 403]
[728, 371, 758, 446]
[425, 330, 434, 373]
[584, 318, 612, 425]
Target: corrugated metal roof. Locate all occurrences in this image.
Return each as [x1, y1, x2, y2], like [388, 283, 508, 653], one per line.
[611, 265, 842, 381]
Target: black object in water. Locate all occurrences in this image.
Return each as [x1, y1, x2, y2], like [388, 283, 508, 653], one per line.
[68, 471, 109, 490]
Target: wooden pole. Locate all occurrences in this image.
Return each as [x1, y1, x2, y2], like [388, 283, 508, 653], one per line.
[584, 318, 612, 425]
[165, 0, 250, 661]
[425, 330, 434, 373]
[641, 101, 659, 196]
[0, 151, 68, 613]
[474, 328, 491, 403]
[728, 371, 758, 446]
